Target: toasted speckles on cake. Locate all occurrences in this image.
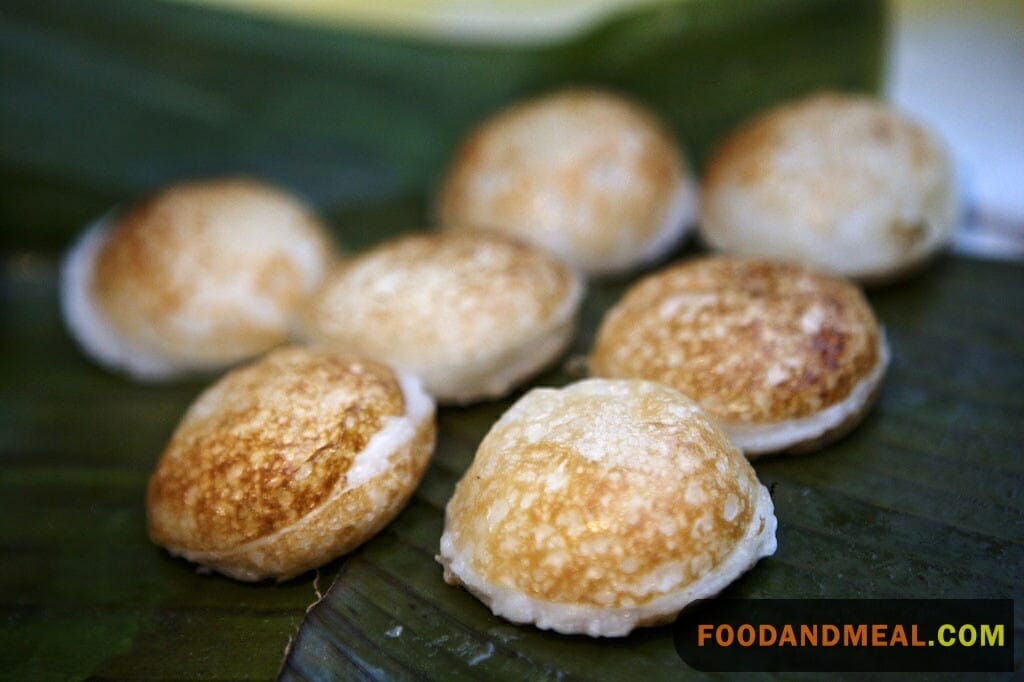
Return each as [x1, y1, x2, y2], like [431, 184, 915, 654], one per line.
[590, 257, 881, 424]
[147, 347, 437, 581]
[684, 480, 707, 506]
[701, 92, 958, 281]
[87, 178, 332, 370]
[149, 348, 404, 549]
[304, 230, 583, 403]
[308, 231, 575, 362]
[723, 494, 740, 522]
[442, 379, 765, 609]
[438, 89, 696, 275]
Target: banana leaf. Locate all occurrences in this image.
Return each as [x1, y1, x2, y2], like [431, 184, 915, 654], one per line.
[275, 252, 1024, 680]
[3, 247, 1023, 679]
[1, 0, 884, 253]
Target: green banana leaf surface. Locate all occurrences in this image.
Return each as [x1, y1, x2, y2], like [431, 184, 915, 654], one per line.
[2, 0, 885, 253]
[3, 245, 1023, 679]
[275, 251, 1024, 681]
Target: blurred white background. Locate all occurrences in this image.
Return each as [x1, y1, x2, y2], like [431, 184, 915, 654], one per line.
[888, 0, 1024, 259]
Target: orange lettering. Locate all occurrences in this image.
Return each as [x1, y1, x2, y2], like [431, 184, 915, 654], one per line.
[872, 624, 887, 647]
[911, 624, 927, 647]
[822, 624, 840, 646]
[737, 624, 755, 647]
[844, 624, 867, 647]
[890, 625, 908, 647]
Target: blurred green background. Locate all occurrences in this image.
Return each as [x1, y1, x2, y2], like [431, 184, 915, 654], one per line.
[1, 0, 885, 253]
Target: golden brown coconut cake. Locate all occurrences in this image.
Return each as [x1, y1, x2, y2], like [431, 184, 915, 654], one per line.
[302, 230, 585, 405]
[589, 257, 889, 456]
[147, 346, 436, 581]
[701, 92, 958, 282]
[437, 89, 697, 276]
[437, 378, 777, 637]
[61, 177, 334, 380]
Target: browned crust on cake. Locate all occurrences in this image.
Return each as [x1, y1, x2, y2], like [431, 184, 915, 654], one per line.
[436, 89, 690, 272]
[443, 379, 765, 607]
[589, 256, 883, 425]
[705, 92, 941, 195]
[303, 230, 582, 373]
[147, 346, 435, 581]
[92, 177, 331, 365]
[700, 92, 957, 282]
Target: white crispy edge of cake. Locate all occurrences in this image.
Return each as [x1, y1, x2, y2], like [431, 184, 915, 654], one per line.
[437, 478, 777, 637]
[632, 177, 699, 267]
[60, 216, 184, 380]
[725, 332, 890, 457]
[590, 177, 699, 277]
[414, 270, 587, 404]
[164, 369, 436, 581]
